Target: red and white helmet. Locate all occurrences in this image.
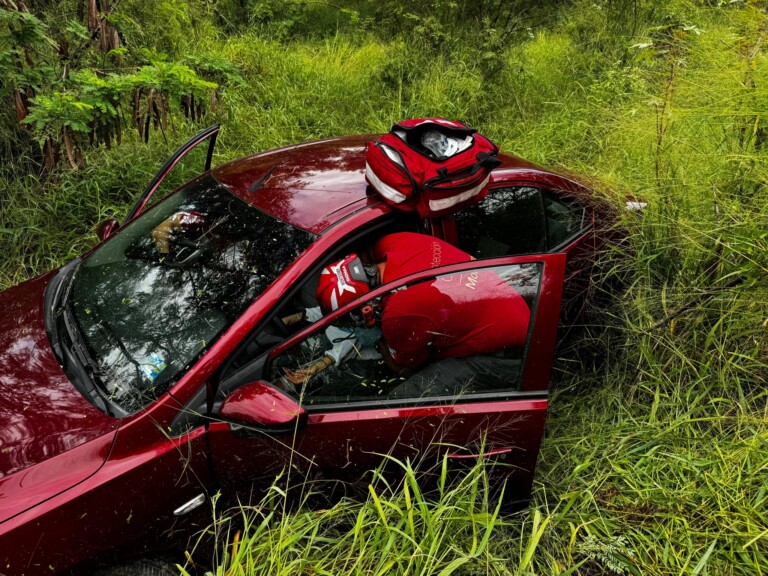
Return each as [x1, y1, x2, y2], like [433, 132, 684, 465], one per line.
[316, 254, 371, 313]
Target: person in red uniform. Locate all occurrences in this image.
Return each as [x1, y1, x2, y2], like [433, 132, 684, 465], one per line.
[379, 266, 530, 369]
[368, 231, 470, 283]
[283, 232, 531, 388]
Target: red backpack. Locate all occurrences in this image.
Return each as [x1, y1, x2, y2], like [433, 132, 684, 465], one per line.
[365, 118, 500, 218]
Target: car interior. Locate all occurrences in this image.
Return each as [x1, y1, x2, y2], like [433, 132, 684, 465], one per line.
[215, 211, 423, 400]
[269, 261, 539, 408]
[214, 185, 585, 409]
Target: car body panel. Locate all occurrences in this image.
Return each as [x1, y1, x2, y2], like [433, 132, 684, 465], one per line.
[0, 272, 119, 521]
[1, 399, 211, 576]
[209, 398, 547, 504]
[487, 171, 598, 206]
[211, 135, 590, 237]
[0, 432, 116, 525]
[212, 136, 376, 234]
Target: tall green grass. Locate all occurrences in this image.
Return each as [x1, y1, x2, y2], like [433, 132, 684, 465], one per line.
[192, 457, 515, 576]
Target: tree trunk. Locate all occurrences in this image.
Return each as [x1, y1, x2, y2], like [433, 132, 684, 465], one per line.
[63, 126, 80, 170]
[43, 138, 59, 171]
[88, 0, 99, 32]
[132, 87, 141, 128]
[103, 124, 112, 150]
[14, 92, 28, 121]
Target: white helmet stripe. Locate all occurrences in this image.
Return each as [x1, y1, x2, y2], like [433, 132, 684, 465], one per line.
[331, 262, 357, 295]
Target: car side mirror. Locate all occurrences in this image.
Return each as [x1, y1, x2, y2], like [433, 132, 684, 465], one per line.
[96, 219, 119, 241]
[219, 381, 305, 429]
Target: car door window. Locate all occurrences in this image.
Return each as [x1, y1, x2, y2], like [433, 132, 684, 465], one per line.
[124, 124, 219, 222]
[268, 261, 543, 407]
[543, 191, 585, 248]
[453, 186, 588, 258]
[453, 187, 547, 257]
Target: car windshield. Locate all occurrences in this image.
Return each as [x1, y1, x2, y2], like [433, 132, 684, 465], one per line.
[67, 175, 315, 414]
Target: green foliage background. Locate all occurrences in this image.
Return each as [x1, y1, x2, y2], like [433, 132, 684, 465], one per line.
[1, 0, 767, 574]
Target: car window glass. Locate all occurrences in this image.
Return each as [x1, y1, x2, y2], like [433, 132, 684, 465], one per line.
[68, 175, 315, 414]
[150, 139, 214, 208]
[543, 192, 585, 248]
[269, 262, 542, 407]
[454, 187, 546, 257]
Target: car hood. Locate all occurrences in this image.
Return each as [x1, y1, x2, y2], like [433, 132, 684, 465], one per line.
[0, 271, 119, 522]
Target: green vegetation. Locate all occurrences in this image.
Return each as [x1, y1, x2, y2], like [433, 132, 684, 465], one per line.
[196, 457, 510, 576]
[2, 0, 767, 573]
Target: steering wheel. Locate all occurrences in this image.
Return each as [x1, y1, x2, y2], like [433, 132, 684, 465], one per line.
[164, 235, 213, 268]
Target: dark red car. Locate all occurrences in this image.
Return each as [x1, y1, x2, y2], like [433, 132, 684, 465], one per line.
[0, 125, 613, 575]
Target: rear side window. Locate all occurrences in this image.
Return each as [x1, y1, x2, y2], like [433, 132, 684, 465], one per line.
[454, 187, 546, 257]
[453, 186, 586, 258]
[543, 192, 585, 248]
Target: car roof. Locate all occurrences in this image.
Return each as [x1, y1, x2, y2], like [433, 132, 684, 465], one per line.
[211, 134, 560, 235]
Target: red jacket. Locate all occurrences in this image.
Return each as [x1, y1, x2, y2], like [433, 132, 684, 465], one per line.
[373, 233, 530, 367]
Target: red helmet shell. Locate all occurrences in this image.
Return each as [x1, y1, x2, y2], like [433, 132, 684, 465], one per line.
[317, 254, 371, 313]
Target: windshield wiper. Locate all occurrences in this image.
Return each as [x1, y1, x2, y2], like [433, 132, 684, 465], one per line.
[49, 263, 125, 417]
[60, 303, 126, 417]
[45, 259, 80, 360]
[248, 162, 280, 193]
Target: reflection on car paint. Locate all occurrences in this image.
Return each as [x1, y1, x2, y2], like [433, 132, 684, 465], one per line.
[0, 273, 119, 480]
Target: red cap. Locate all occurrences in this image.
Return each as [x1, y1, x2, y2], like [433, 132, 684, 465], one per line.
[316, 254, 371, 313]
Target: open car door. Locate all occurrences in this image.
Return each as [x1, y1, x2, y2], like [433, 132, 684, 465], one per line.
[208, 252, 565, 506]
[123, 124, 220, 223]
